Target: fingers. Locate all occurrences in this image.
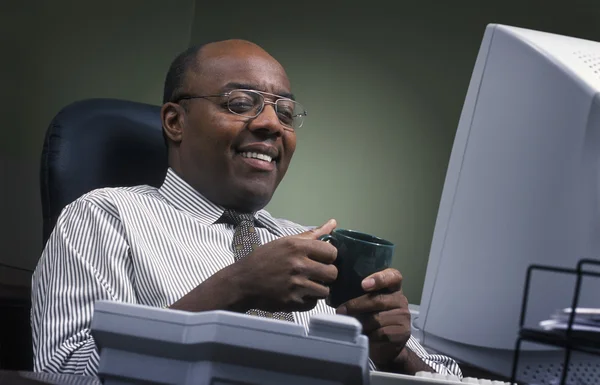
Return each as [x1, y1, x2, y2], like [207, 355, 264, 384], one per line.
[296, 219, 337, 240]
[337, 289, 408, 315]
[284, 219, 338, 265]
[362, 268, 403, 292]
[359, 307, 411, 334]
[302, 258, 338, 283]
[292, 277, 331, 299]
[305, 238, 338, 264]
[284, 237, 337, 265]
[287, 256, 337, 286]
[369, 324, 411, 347]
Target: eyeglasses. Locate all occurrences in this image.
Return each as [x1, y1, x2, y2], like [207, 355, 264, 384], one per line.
[174, 89, 307, 130]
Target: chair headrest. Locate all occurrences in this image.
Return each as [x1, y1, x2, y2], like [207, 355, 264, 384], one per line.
[40, 98, 168, 246]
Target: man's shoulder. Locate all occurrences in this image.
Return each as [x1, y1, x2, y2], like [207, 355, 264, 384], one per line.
[63, 184, 162, 216]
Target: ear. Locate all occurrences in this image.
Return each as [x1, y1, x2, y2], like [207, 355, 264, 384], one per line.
[161, 102, 185, 145]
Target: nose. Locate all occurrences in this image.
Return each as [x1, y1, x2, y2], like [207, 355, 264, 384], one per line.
[247, 104, 285, 137]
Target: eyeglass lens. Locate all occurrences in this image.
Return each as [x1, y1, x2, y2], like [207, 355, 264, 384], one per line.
[226, 90, 304, 129]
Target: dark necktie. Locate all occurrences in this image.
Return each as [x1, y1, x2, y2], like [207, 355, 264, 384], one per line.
[221, 209, 294, 322]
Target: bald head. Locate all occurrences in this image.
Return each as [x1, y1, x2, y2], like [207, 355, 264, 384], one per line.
[162, 39, 287, 105]
[201, 39, 277, 61]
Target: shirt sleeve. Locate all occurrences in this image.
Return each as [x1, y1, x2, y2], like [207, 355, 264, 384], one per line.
[403, 336, 463, 377]
[31, 197, 136, 375]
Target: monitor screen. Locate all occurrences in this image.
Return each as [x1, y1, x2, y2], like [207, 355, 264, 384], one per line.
[416, 24, 600, 384]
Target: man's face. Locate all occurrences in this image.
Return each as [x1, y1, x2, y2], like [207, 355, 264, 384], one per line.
[173, 43, 298, 212]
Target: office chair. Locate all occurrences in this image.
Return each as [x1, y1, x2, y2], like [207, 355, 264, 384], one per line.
[40, 98, 168, 246]
[0, 99, 168, 371]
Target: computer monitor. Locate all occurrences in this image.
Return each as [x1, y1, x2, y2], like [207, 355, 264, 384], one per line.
[415, 24, 600, 384]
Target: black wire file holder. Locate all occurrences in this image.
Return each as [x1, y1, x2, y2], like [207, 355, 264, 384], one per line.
[510, 259, 600, 385]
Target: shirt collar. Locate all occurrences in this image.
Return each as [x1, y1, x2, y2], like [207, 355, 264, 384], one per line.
[158, 168, 224, 225]
[158, 168, 280, 233]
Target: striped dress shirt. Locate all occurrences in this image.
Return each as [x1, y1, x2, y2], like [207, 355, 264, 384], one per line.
[31, 168, 462, 377]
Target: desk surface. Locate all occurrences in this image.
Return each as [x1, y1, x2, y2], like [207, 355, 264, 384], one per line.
[0, 367, 506, 385]
[0, 371, 100, 385]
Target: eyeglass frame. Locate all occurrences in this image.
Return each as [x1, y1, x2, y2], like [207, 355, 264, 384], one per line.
[172, 89, 308, 130]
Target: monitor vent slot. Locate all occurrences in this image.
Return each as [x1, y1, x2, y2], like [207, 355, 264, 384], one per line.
[574, 50, 600, 78]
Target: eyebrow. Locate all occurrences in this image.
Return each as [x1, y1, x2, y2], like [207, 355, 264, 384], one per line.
[222, 82, 296, 100]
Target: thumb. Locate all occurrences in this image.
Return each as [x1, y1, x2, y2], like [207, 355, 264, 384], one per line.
[297, 219, 337, 240]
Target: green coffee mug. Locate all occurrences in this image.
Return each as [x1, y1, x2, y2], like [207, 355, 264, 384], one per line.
[318, 229, 395, 308]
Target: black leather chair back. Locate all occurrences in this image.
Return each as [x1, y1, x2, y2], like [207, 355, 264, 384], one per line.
[40, 98, 168, 246]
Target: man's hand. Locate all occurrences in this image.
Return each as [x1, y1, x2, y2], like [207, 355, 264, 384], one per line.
[231, 219, 339, 313]
[336, 268, 414, 371]
[168, 219, 338, 314]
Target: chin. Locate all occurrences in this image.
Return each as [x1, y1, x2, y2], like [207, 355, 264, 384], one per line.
[232, 182, 277, 212]
[232, 193, 272, 213]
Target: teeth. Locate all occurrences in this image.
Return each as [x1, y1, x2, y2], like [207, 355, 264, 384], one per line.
[241, 151, 273, 162]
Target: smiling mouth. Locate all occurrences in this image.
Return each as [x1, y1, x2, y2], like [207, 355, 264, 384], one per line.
[239, 151, 275, 163]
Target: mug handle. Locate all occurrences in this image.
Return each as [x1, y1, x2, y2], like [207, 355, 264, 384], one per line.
[318, 234, 338, 247]
[318, 234, 340, 269]
[317, 234, 340, 283]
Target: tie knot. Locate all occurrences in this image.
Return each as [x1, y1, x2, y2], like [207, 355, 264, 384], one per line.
[221, 209, 256, 226]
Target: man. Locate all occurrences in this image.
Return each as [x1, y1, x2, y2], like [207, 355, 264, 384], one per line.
[31, 39, 462, 377]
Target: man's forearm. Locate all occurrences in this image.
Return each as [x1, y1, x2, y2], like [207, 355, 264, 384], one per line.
[168, 264, 249, 313]
[385, 347, 435, 375]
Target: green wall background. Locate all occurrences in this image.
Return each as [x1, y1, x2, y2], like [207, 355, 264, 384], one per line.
[0, 0, 195, 285]
[191, 1, 600, 302]
[1, 1, 599, 302]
